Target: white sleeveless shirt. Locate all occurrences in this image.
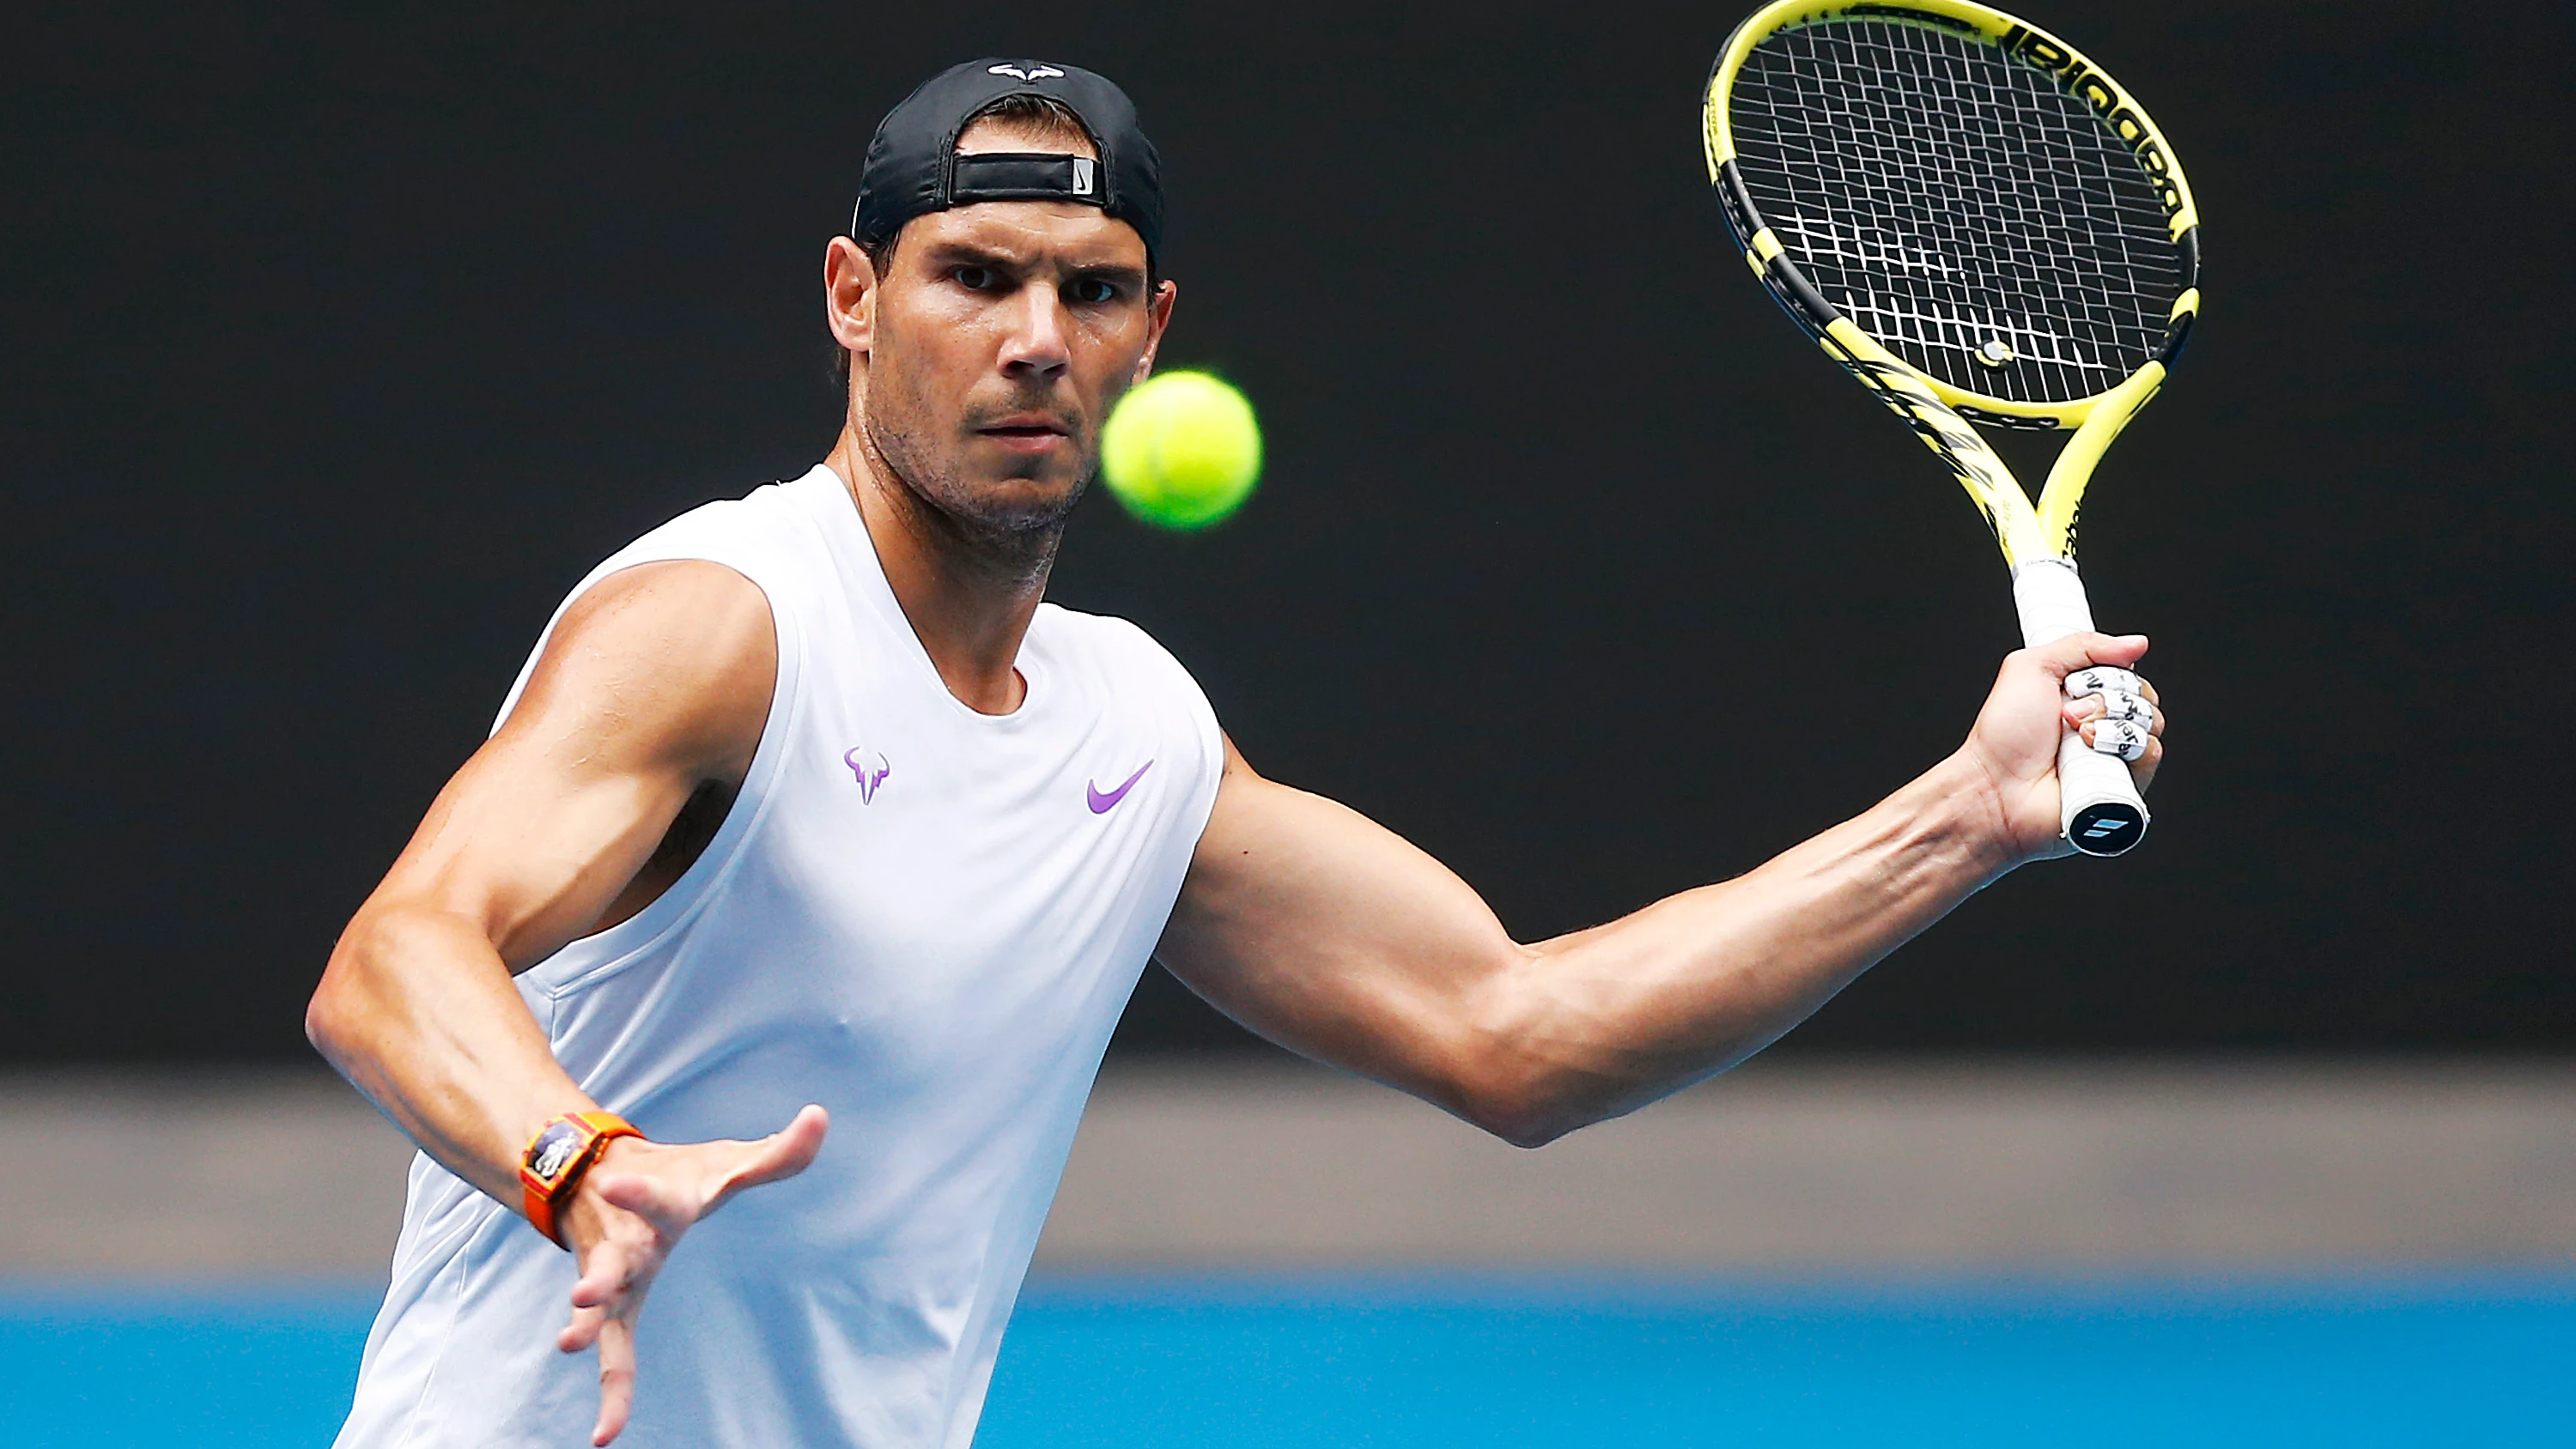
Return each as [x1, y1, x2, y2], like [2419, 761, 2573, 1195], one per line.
[336, 466, 1224, 1449]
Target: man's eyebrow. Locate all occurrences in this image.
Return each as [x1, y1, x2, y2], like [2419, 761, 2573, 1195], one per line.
[919, 237, 1145, 285]
[1067, 258, 1150, 287]
[918, 239, 1032, 273]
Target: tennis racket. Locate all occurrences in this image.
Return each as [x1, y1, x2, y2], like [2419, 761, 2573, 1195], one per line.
[1701, 0, 2198, 857]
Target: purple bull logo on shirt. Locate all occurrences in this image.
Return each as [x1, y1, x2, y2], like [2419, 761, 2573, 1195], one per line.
[842, 746, 891, 803]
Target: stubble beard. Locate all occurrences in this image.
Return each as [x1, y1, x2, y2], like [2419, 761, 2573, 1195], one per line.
[860, 391, 1094, 586]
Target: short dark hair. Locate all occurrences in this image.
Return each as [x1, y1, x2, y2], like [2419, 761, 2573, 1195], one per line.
[963, 91, 1097, 154]
[834, 94, 1154, 387]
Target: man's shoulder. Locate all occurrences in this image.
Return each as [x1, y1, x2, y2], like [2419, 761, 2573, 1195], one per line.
[491, 475, 823, 742]
[1034, 602, 1190, 676]
[1033, 603, 1224, 792]
[1031, 603, 1216, 721]
[617, 471, 823, 565]
[504, 559, 778, 765]
[568, 470, 839, 637]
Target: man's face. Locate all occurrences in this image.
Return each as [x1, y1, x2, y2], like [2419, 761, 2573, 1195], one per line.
[851, 130, 1170, 537]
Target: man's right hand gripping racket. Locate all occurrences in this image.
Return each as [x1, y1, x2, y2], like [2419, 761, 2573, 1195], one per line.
[1703, 0, 2200, 856]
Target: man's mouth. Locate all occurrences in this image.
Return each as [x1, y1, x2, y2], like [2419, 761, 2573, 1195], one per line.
[977, 415, 1072, 453]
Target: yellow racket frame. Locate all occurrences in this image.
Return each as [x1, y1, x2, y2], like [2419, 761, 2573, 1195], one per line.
[1703, 0, 2201, 568]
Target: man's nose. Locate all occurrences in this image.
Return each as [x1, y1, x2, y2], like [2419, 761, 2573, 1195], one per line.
[997, 283, 1071, 379]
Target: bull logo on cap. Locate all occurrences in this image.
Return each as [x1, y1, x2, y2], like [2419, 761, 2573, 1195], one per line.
[987, 64, 1066, 81]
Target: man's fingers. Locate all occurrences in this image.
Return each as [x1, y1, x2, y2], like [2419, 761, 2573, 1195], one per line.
[592, 1318, 637, 1447]
[746, 1103, 831, 1185]
[592, 1170, 698, 1235]
[2079, 722, 2164, 774]
[569, 1240, 641, 1313]
[2026, 631, 2148, 679]
[560, 1299, 607, 1354]
[710, 1104, 831, 1212]
[2063, 690, 2161, 735]
[2118, 733, 2164, 791]
[2081, 717, 2153, 762]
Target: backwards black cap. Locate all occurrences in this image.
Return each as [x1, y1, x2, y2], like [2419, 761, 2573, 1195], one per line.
[851, 59, 1163, 263]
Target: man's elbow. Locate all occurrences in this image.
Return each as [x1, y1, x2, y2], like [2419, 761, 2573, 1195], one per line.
[1475, 1106, 1580, 1151]
[305, 949, 361, 1067]
[305, 909, 398, 1068]
[1447, 1019, 1747, 1149]
[1431, 979, 1609, 1149]
[1448, 1057, 1598, 1150]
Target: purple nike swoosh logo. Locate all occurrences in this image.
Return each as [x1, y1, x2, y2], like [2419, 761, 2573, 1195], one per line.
[1087, 760, 1154, 814]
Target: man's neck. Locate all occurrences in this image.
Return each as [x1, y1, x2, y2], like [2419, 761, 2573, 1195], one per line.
[823, 428, 1056, 717]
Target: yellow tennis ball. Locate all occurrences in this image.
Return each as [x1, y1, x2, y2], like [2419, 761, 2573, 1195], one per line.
[1099, 371, 1261, 530]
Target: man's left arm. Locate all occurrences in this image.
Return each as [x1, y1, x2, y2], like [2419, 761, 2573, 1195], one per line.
[1153, 633, 2163, 1148]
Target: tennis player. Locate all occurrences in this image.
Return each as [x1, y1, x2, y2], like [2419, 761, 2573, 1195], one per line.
[309, 59, 2165, 1449]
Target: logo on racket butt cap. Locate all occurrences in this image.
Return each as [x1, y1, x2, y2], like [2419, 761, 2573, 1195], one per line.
[2070, 803, 2145, 855]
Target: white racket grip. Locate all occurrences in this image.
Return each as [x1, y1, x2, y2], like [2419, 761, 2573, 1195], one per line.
[2010, 561, 2151, 858]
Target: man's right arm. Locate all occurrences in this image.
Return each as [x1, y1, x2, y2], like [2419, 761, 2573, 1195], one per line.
[307, 559, 775, 1199]
[306, 558, 826, 1446]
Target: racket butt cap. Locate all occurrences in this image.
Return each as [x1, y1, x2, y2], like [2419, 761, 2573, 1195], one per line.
[2067, 799, 2147, 857]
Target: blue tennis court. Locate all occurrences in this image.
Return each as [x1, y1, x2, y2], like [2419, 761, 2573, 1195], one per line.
[3, 1272, 2567, 1447]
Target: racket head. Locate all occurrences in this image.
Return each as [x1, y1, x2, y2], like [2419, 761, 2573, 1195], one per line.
[1703, 0, 2201, 431]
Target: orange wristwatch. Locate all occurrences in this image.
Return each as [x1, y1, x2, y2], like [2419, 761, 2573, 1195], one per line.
[519, 1110, 641, 1248]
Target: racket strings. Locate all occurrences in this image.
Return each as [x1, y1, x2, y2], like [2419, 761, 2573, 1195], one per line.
[1729, 19, 2184, 405]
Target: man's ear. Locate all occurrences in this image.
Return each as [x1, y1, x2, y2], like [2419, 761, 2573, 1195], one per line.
[1133, 277, 1178, 385]
[824, 236, 879, 360]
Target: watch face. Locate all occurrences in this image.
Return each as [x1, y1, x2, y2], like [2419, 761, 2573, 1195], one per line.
[528, 1120, 586, 1182]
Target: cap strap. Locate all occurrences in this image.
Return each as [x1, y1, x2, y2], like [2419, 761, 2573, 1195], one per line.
[950, 152, 1102, 205]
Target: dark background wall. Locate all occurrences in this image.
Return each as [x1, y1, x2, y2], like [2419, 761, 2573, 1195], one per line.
[8, 2, 2570, 1064]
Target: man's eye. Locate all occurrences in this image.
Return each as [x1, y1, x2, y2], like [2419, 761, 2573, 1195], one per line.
[1066, 277, 1119, 306]
[951, 265, 998, 291]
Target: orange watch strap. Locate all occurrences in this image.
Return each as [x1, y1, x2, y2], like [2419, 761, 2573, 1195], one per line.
[519, 1110, 642, 1248]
